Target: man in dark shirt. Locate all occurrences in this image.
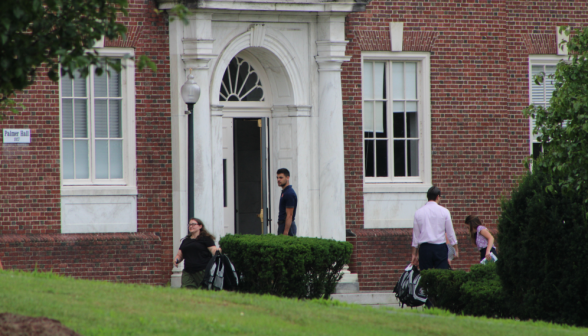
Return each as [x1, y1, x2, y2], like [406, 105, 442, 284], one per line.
[277, 168, 297, 236]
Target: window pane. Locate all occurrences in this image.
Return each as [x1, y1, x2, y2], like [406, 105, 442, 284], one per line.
[74, 99, 87, 138]
[374, 62, 385, 100]
[95, 100, 108, 138]
[364, 101, 374, 137]
[364, 140, 374, 177]
[407, 112, 418, 138]
[75, 140, 89, 179]
[74, 71, 86, 97]
[393, 101, 404, 112]
[531, 65, 545, 103]
[406, 101, 417, 112]
[405, 63, 417, 100]
[393, 112, 405, 138]
[62, 99, 73, 138]
[392, 63, 404, 99]
[95, 140, 109, 179]
[530, 104, 542, 141]
[363, 62, 373, 99]
[63, 140, 74, 179]
[110, 140, 123, 179]
[61, 76, 73, 97]
[407, 140, 419, 176]
[109, 62, 121, 97]
[532, 143, 543, 160]
[109, 100, 122, 138]
[376, 140, 388, 177]
[545, 65, 556, 103]
[406, 101, 418, 138]
[393, 140, 405, 177]
[375, 101, 386, 137]
[94, 68, 108, 97]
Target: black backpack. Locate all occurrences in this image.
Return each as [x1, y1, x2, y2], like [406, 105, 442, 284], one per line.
[202, 251, 239, 291]
[393, 264, 427, 307]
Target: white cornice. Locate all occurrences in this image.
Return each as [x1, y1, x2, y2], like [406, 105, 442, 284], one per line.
[159, 0, 366, 13]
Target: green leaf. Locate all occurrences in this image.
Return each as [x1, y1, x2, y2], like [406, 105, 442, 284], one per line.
[12, 7, 25, 19]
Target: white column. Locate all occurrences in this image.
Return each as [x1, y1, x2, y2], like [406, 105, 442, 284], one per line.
[169, 13, 216, 287]
[182, 13, 217, 237]
[316, 14, 350, 241]
[169, 18, 188, 288]
[289, 105, 312, 237]
[210, 105, 225, 241]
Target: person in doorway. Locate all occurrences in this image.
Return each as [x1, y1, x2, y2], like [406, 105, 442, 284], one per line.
[276, 168, 297, 236]
[465, 215, 497, 262]
[174, 218, 219, 289]
[411, 186, 459, 271]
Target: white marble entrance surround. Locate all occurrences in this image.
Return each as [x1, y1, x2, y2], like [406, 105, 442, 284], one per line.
[163, 0, 366, 287]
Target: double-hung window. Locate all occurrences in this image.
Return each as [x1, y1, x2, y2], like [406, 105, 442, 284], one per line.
[60, 48, 136, 189]
[362, 52, 431, 186]
[529, 57, 561, 160]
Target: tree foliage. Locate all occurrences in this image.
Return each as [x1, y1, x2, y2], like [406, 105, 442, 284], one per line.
[524, 26, 588, 207]
[0, 0, 131, 119]
[0, 0, 194, 120]
[497, 168, 588, 326]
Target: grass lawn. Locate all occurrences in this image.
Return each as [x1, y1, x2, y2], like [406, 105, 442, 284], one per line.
[0, 270, 583, 336]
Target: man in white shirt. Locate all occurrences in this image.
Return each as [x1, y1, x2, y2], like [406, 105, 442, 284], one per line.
[411, 186, 459, 270]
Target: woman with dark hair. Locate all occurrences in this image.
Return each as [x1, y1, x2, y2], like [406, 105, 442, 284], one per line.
[465, 215, 497, 262]
[174, 218, 219, 289]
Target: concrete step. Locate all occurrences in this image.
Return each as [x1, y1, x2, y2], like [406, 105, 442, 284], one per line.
[331, 291, 424, 310]
[331, 291, 398, 305]
[334, 281, 359, 294]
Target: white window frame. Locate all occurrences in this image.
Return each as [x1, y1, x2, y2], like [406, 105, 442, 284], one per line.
[60, 47, 137, 196]
[528, 55, 566, 158]
[361, 51, 431, 192]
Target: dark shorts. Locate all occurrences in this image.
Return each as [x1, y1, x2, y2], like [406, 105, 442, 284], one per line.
[181, 269, 206, 289]
[277, 221, 297, 236]
[479, 246, 498, 261]
[419, 243, 450, 271]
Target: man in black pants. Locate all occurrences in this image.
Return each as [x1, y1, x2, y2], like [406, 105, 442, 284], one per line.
[276, 168, 297, 236]
[410, 186, 459, 307]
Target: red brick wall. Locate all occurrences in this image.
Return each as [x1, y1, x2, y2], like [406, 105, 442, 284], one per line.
[0, 0, 173, 284]
[343, 0, 588, 289]
[348, 229, 484, 291]
[0, 233, 167, 284]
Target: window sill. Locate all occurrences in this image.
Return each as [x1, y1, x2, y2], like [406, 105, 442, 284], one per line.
[61, 185, 138, 196]
[363, 183, 432, 193]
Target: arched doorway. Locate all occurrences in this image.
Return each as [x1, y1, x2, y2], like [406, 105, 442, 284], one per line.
[220, 52, 272, 235]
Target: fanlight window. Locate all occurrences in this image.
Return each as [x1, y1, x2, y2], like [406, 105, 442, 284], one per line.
[220, 57, 265, 102]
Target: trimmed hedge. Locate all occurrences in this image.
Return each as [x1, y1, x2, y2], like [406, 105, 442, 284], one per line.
[497, 169, 588, 327]
[219, 234, 352, 299]
[420, 264, 512, 318]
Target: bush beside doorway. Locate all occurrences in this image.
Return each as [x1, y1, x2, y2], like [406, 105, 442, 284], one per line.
[219, 234, 352, 299]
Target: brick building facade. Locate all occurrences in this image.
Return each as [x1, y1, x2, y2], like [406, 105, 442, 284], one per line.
[342, 0, 588, 290]
[1, 0, 173, 285]
[1, 0, 586, 290]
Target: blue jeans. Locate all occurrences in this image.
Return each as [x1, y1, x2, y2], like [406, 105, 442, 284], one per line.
[277, 221, 297, 236]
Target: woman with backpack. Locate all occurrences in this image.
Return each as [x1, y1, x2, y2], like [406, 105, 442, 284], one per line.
[465, 215, 497, 262]
[174, 218, 219, 289]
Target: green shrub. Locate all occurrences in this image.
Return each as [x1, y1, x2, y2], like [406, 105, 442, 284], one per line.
[419, 268, 468, 314]
[497, 168, 588, 327]
[421, 264, 512, 318]
[219, 234, 352, 299]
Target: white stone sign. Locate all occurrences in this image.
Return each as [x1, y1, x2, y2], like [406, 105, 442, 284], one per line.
[3, 129, 31, 144]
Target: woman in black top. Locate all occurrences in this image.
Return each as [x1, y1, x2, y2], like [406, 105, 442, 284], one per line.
[174, 218, 219, 289]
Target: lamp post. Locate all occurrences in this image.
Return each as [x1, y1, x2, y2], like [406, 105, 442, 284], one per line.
[181, 72, 201, 219]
